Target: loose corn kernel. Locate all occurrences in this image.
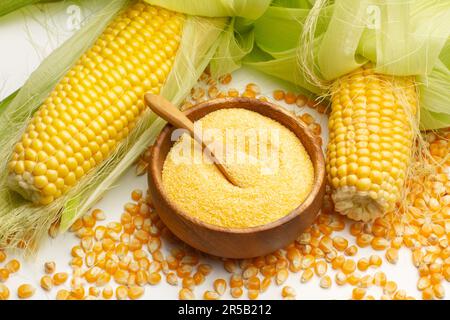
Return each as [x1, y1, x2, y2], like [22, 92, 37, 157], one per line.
[433, 284, 445, 299]
[357, 258, 370, 271]
[360, 275, 373, 288]
[213, 279, 227, 296]
[296, 95, 307, 107]
[40, 275, 53, 291]
[177, 264, 192, 278]
[352, 288, 366, 300]
[190, 271, 204, 286]
[116, 285, 128, 300]
[347, 274, 361, 286]
[301, 254, 315, 269]
[273, 90, 284, 101]
[204, 290, 220, 300]
[198, 264, 212, 276]
[385, 248, 399, 264]
[0, 269, 9, 282]
[393, 289, 407, 300]
[53, 272, 68, 285]
[332, 236, 348, 251]
[70, 286, 85, 300]
[284, 92, 297, 104]
[429, 263, 442, 274]
[422, 287, 434, 300]
[56, 289, 70, 300]
[349, 223, 363, 236]
[91, 209, 106, 221]
[373, 271, 387, 287]
[417, 277, 431, 291]
[276, 268, 288, 285]
[344, 245, 358, 256]
[314, 260, 328, 277]
[96, 272, 111, 287]
[356, 234, 373, 248]
[281, 286, 296, 299]
[179, 288, 195, 300]
[17, 284, 35, 299]
[70, 257, 83, 268]
[369, 255, 382, 267]
[371, 237, 389, 250]
[331, 255, 345, 269]
[0, 283, 10, 300]
[84, 266, 102, 283]
[88, 286, 100, 297]
[430, 273, 443, 285]
[320, 275, 332, 289]
[5, 259, 20, 273]
[248, 289, 259, 300]
[383, 281, 398, 294]
[342, 259, 356, 274]
[114, 269, 129, 285]
[223, 260, 237, 273]
[0, 251, 6, 263]
[230, 274, 243, 288]
[71, 245, 85, 258]
[102, 286, 113, 300]
[69, 219, 83, 233]
[148, 272, 162, 285]
[182, 276, 195, 290]
[243, 266, 258, 279]
[391, 237, 403, 249]
[231, 287, 243, 298]
[246, 276, 261, 291]
[44, 261, 56, 274]
[219, 73, 232, 85]
[259, 277, 270, 293]
[300, 268, 313, 283]
[82, 214, 96, 228]
[335, 272, 347, 286]
[319, 236, 334, 253]
[167, 272, 178, 286]
[128, 286, 145, 300]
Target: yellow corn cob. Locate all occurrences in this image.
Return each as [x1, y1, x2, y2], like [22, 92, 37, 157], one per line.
[7, 2, 184, 205]
[327, 65, 417, 221]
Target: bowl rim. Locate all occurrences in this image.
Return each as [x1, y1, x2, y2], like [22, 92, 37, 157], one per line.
[149, 97, 325, 234]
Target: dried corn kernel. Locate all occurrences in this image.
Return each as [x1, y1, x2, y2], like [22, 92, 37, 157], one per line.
[17, 284, 35, 299]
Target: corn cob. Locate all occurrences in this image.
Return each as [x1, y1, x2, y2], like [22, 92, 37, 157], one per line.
[7, 2, 184, 205]
[327, 65, 417, 221]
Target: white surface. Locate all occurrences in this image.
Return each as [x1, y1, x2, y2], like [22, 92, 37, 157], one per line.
[0, 3, 447, 300]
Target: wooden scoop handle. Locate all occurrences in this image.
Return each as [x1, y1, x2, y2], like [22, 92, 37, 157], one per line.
[144, 94, 240, 187]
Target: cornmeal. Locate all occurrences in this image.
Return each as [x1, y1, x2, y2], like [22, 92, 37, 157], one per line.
[162, 108, 314, 228]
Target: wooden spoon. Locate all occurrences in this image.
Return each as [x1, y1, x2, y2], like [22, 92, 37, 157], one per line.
[144, 94, 240, 187]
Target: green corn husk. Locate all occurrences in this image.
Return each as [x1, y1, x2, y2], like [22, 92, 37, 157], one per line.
[242, 3, 332, 95]
[143, 0, 270, 77]
[0, 90, 18, 115]
[144, 0, 271, 19]
[241, 0, 450, 129]
[0, 0, 227, 252]
[208, 17, 255, 77]
[0, 0, 51, 17]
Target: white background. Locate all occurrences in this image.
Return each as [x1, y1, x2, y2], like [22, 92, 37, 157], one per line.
[0, 2, 447, 300]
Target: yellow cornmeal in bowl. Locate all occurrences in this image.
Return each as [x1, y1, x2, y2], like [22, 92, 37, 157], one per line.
[161, 108, 314, 228]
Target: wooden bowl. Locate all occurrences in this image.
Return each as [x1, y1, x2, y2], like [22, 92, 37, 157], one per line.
[148, 97, 326, 258]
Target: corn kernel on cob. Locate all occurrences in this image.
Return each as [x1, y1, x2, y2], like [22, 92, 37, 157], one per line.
[327, 65, 417, 221]
[7, 2, 184, 205]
